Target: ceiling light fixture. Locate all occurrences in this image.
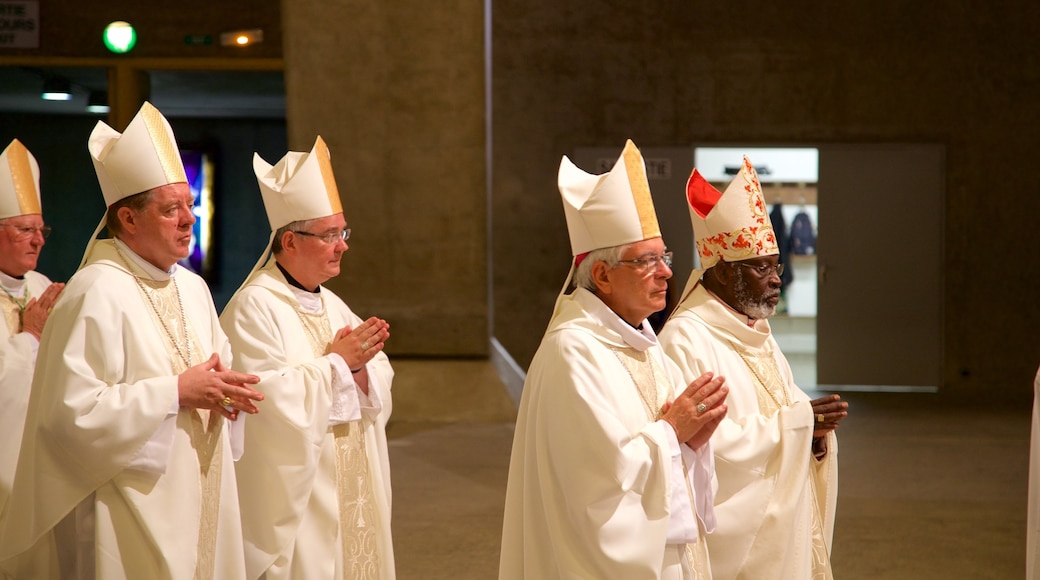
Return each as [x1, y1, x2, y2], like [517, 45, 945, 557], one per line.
[219, 28, 263, 47]
[86, 90, 110, 114]
[41, 77, 72, 101]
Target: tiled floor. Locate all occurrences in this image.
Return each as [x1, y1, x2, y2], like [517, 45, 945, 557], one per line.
[387, 360, 1030, 579]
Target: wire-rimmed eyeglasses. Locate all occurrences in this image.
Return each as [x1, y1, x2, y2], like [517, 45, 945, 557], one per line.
[0, 223, 51, 240]
[734, 261, 785, 278]
[292, 228, 350, 245]
[617, 251, 674, 274]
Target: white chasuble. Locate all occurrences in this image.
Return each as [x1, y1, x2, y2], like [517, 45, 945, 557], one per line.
[659, 282, 837, 580]
[0, 239, 248, 580]
[500, 288, 716, 580]
[0, 270, 52, 540]
[220, 261, 395, 580]
[128, 265, 224, 580]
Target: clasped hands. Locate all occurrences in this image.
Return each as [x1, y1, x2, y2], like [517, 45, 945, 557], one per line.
[178, 353, 263, 420]
[661, 372, 728, 450]
[810, 394, 848, 438]
[329, 316, 390, 372]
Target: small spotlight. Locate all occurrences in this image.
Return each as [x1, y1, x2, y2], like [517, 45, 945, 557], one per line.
[87, 91, 110, 114]
[220, 28, 263, 47]
[41, 78, 72, 101]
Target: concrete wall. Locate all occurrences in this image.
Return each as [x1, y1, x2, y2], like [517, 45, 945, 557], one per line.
[490, 2, 1040, 402]
[5, 0, 1039, 402]
[281, 0, 489, 356]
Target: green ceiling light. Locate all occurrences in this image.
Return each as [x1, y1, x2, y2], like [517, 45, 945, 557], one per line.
[103, 21, 137, 54]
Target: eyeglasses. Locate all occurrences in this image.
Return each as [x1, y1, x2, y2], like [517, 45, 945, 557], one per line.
[0, 223, 51, 240]
[734, 261, 785, 278]
[617, 251, 673, 274]
[292, 228, 350, 245]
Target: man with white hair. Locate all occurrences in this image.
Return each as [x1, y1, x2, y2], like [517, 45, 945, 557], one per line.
[500, 140, 727, 579]
[659, 157, 847, 580]
[0, 139, 64, 534]
[221, 137, 395, 579]
[0, 102, 263, 580]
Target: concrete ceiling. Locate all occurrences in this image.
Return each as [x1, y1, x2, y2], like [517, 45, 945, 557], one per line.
[0, 66, 286, 119]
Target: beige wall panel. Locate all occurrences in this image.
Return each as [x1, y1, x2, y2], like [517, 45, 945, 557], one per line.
[282, 0, 489, 355]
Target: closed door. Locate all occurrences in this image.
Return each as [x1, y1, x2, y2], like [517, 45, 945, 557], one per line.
[816, 144, 944, 388]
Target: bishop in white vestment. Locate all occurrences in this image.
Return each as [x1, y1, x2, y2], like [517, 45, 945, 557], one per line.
[659, 157, 846, 580]
[0, 103, 262, 580]
[500, 141, 727, 579]
[221, 137, 395, 580]
[0, 139, 64, 557]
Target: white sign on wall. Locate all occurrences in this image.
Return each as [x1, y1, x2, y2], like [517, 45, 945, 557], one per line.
[0, 1, 39, 48]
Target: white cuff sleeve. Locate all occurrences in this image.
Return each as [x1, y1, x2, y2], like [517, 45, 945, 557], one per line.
[662, 421, 700, 544]
[228, 412, 246, 461]
[327, 353, 362, 425]
[685, 441, 717, 534]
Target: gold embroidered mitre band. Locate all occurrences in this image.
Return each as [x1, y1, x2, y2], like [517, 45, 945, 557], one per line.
[254, 136, 344, 231]
[88, 101, 188, 206]
[687, 155, 778, 268]
[0, 139, 42, 219]
[559, 139, 661, 257]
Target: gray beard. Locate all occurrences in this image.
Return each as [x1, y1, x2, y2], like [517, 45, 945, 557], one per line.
[732, 269, 777, 320]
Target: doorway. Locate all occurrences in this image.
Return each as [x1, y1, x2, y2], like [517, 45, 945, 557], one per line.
[695, 145, 944, 392]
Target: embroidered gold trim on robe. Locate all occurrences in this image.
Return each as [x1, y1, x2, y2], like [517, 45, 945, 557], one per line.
[296, 305, 382, 578]
[732, 342, 831, 578]
[611, 346, 713, 578]
[132, 276, 223, 580]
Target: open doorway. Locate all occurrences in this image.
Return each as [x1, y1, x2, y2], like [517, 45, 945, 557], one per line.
[695, 145, 943, 392]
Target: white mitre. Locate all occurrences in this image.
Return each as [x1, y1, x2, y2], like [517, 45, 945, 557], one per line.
[559, 139, 661, 258]
[0, 139, 42, 219]
[253, 135, 343, 230]
[88, 101, 187, 206]
[549, 140, 662, 320]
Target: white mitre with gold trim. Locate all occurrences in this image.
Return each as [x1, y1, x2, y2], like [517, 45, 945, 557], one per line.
[88, 101, 187, 206]
[0, 139, 42, 219]
[686, 155, 777, 269]
[559, 139, 661, 259]
[253, 135, 343, 230]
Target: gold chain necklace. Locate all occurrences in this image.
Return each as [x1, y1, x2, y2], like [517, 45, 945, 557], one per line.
[115, 244, 193, 370]
[0, 284, 29, 311]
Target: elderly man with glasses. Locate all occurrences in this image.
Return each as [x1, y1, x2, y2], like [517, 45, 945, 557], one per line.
[500, 141, 728, 579]
[220, 137, 395, 580]
[0, 139, 64, 539]
[659, 157, 848, 580]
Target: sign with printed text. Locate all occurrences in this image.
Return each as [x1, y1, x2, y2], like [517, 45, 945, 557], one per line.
[596, 157, 672, 180]
[0, 1, 39, 48]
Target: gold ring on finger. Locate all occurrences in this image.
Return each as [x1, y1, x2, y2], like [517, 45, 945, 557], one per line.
[222, 396, 232, 407]
[696, 403, 707, 414]
[817, 413, 825, 423]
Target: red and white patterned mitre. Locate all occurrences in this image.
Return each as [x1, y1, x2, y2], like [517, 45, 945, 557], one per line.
[686, 155, 778, 269]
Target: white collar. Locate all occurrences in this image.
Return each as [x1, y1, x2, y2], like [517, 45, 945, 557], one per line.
[576, 288, 658, 352]
[114, 238, 176, 281]
[289, 284, 324, 314]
